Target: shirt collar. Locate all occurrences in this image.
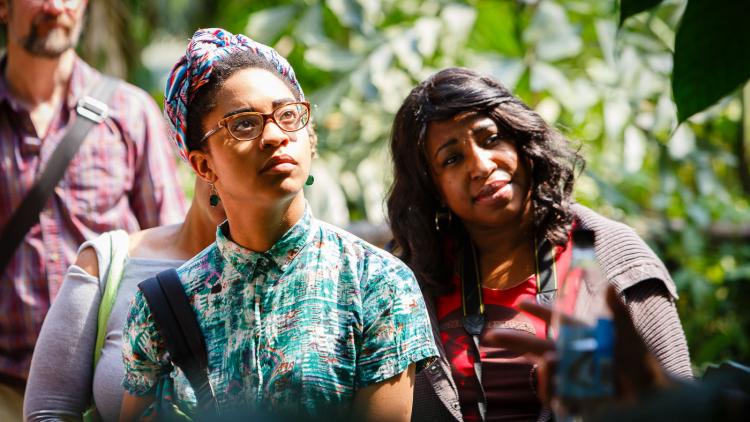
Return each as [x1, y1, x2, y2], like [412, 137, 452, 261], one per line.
[215, 205, 317, 274]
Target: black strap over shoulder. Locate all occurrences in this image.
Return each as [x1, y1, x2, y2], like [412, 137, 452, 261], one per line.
[138, 269, 218, 415]
[0, 76, 119, 275]
[460, 240, 488, 421]
[535, 239, 558, 306]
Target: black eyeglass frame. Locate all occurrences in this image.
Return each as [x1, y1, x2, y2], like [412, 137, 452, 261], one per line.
[198, 101, 311, 144]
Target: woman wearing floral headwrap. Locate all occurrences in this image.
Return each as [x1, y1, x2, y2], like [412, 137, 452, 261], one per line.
[119, 28, 438, 421]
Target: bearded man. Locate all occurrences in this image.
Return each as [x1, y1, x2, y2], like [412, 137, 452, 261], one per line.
[0, 1, 186, 417]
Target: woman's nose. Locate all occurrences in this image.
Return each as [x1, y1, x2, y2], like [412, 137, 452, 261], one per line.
[259, 119, 290, 150]
[468, 146, 495, 179]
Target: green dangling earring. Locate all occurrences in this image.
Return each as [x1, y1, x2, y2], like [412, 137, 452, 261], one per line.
[209, 183, 220, 207]
[305, 175, 315, 186]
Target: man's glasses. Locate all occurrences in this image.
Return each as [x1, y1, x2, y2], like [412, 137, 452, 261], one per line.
[199, 101, 311, 144]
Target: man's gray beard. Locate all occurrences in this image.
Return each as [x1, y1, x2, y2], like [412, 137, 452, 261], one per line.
[22, 23, 81, 58]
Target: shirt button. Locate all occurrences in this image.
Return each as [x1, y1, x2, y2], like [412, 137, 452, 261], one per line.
[49, 253, 59, 262]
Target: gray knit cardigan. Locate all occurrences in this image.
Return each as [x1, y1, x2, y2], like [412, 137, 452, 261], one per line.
[411, 204, 693, 422]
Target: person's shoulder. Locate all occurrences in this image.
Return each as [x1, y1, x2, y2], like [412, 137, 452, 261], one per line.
[317, 221, 406, 263]
[571, 203, 654, 244]
[570, 203, 678, 298]
[75, 59, 153, 107]
[316, 220, 415, 281]
[75, 230, 130, 281]
[128, 224, 182, 258]
[571, 203, 630, 230]
[111, 79, 160, 109]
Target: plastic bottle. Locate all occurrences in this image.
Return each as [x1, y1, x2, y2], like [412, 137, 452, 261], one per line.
[550, 230, 614, 421]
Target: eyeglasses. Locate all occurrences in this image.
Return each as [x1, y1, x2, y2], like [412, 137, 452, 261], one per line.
[199, 101, 311, 144]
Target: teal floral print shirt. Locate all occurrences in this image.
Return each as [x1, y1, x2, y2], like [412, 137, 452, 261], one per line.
[122, 207, 438, 417]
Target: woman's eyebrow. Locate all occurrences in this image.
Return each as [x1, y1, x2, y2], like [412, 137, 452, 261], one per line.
[272, 97, 296, 107]
[471, 121, 496, 134]
[224, 107, 254, 118]
[434, 139, 458, 159]
[222, 98, 297, 118]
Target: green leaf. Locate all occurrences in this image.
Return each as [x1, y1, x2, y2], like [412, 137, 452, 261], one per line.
[468, 0, 522, 56]
[245, 5, 297, 45]
[524, 2, 582, 62]
[673, 0, 750, 122]
[619, 0, 665, 26]
[326, 0, 365, 32]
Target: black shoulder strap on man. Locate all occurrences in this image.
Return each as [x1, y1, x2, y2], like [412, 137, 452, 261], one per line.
[138, 269, 219, 416]
[0, 76, 119, 275]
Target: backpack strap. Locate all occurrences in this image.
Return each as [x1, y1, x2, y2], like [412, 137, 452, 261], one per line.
[0, 76, 119, 275]
[138, 269, 218, 414]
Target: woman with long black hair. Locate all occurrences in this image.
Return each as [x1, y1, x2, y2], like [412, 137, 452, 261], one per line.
[387, 67, 691, 421]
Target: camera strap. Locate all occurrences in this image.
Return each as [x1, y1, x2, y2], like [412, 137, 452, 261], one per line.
[461, 239, 557, 421]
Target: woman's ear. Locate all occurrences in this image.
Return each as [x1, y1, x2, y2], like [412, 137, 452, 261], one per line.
[188, 149, 217, 184]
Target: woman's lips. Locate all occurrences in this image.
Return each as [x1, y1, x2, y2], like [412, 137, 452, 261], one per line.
[261, 154, 298, 174]
[474, 179, 513, 205]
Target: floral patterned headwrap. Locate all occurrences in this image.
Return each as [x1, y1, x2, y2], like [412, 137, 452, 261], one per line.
[164, 28, 304, 163]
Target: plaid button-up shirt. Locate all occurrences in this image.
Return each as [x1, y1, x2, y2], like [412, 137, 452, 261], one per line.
[0, 55, 187, 382]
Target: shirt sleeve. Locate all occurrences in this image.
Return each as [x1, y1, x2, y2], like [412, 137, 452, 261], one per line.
[355, 258, 439, 388]
[623, 279, 693, 379]
[121, 289, 171, 396]
[124, 86, 186, 229]
[23, 265, 101, 421]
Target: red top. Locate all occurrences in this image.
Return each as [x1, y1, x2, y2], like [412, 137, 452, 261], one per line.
[436, 238, 577, 421]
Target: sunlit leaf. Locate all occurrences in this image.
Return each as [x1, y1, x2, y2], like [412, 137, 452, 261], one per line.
[327, 0, 365, 32]
[595, 19, 617, 67]
[439, 3, 477, 57]
[295, 3, 327, 45]
[412, 17, 441, 58]
[668, 124, 695, 159]
[624, 125, 647, 172]
[524, 1, 582, 62]
[245, 5, 298, 45]
[465, 54, 525, 89]
[304, 42, 362, 71]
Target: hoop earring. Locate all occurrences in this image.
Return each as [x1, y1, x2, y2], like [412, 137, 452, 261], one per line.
[435, 207, 452, 232]
[209, 183, 220, 207]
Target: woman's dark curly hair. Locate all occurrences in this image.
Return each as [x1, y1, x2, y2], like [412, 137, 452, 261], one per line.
[386, 67, 584, 295]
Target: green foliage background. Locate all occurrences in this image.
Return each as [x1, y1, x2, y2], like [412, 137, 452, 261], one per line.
[81, 0, 750, 371]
